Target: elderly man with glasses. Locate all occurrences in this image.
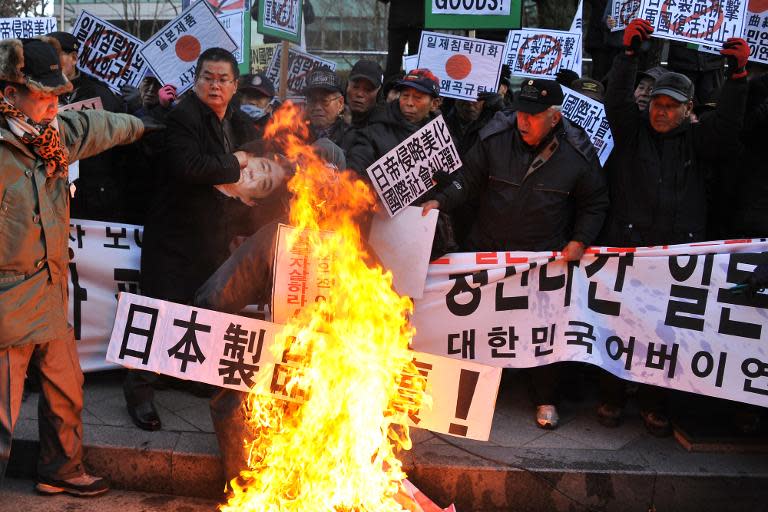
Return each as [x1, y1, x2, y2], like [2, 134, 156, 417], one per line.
[303, 68, 349, 147]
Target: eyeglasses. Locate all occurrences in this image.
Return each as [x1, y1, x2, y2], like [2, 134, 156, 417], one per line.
[199, 76, 235, 86]
[306, 95, 343, 107]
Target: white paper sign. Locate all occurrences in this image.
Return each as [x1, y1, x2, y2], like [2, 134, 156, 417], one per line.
[638, 0, 748, 47]
[0, 17, 56, 39]
[366, 115, 462, 217]
[700, 2, 768, 65]
[265, 45, 337, 98]
[504, 29, 583, 79]
[140, 1, 238, 94]
[430, 0, 512, 16]
[59, 96, 104, 113]
[417, 31, 505, 100]
[403, 54, 419, 73]
[561, 86, 614, 166]
[72, 11, 147, 94]
[610, 0, 642, 32]
[218, 11, 245, 64]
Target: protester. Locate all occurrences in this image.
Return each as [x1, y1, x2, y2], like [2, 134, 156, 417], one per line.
[597, 19, 750, 435]
[667, 41, 726, 105]
[304, 68, 349, 147]
[571, 77, 606, 102]
[346, 60, 383, 128]
[423, 79, 609, 429]
[633, 65, 665, 111]
[378, 0, 424, 82]
[123, 47, 257, 432]
[0, 37, 149, 496]
[237, 71, 275, 138]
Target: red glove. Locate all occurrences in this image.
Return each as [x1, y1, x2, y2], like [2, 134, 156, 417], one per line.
[720, 38, 750, 79]
[158, 84, 177, 107]
[623, 18, 653, 53]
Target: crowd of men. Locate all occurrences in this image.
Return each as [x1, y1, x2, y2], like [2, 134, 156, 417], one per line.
[1, 8, 768, 499]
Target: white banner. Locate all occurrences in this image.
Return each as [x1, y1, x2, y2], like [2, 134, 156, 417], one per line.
[638, 0, 748, 47]
[504, 29, 583, 79]
[417, 31, 505, 101]
[561, 86, 614, 167]
[366, 115, 462, 217]
[107, 293, 501, 440]
[403, 54, 419, 73]
[72, 11, 147, 94]
[140, 1, 238, 95]
[610, 0, 642, 32]
[430, 0, 512, 17]
[700, 2, 768, 65]
[264, 44, 336, 98]
[0, 17, 55, 39]
[59, 96, 104, 113]
[411, 241, 768, 408]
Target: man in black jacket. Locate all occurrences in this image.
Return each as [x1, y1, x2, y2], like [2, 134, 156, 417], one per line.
[123, 48, 256, 431]
[423, 79, 609, 430]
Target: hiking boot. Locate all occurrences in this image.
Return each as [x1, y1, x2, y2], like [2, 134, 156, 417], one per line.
[596, 403, 622, 428]
[641, 410, 672, 437]
[36, 473, 110, 497]
[536, 404, 559, 430]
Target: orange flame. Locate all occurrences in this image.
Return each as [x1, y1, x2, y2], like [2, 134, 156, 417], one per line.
[220, 102, 429, 511]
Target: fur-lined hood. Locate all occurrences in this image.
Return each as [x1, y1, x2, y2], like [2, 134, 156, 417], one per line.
[0, 38, 73, 96]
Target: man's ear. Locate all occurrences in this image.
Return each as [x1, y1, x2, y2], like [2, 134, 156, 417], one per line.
[431, 97, 440, 111]
[684, 100, 694, 118]
[551, 110, 562, 127]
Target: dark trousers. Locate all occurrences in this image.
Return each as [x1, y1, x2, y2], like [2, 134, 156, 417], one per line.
[385, 27, 422, 82]
[599, 370, 666, 412]
[528, 363, 562, 406]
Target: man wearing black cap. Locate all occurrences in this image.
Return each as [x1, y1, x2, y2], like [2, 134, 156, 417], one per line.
[237, 71, 275, 137]
[303, 68, 349, 147]
[346, 60, 383, 128]
[423, 78, 608, 430]
[0, 37, 150, 496]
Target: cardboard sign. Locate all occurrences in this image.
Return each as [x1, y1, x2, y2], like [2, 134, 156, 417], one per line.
[561, 86, 614, 166]
[72, 11, 147, 94]
[638, 0, 748, 47]
[609, 0, 642, 32]
[416, 31, 505, 100]
[264, 44, 336, 97]
[0, 17, 55, 39]
[425, 0, 522, 29]
[258, 0, 303, 43]
[504, 28, 583, 79]
[140, 1, 238, 94]
[59, 96, 104, 113]
[365, 115, 462, 217]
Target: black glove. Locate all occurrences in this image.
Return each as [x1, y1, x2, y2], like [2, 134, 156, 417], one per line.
[141, 117, 166, 134]
[555, 68, 580, 87]
[742, 263, 768, 297]
[431, 170, 453, 188]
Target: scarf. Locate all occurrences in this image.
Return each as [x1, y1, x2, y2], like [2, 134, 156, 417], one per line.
[0, 92, 68, 179]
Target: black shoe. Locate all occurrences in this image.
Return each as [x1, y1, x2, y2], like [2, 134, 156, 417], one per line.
[127, 400, 162, 431]
[596, 403, 623, 428]
[641, 409, 672, 437]
[36, 473, 109, 497]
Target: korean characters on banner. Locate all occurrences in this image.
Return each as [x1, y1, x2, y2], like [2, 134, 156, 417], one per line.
[638, 0, 748, 47]
[0, 17, 56, 39]
[430, 0, 512, 16]
[561, 87, 614, 166]
[264, 44, 336, 98]
[365, 116, 463, 217]
[258, 0, 303, 43]
[416, 31, 505, 101]
[504, 29, 583, 80]
[71, 11, 147, 94]
[411, 240, 768, 409]
[140, 0, 238, 95]
[610, 0, 642, 32]
[69, 219, 143, 372]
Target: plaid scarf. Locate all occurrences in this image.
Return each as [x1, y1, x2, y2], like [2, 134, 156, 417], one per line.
[0, 92, 68, 179]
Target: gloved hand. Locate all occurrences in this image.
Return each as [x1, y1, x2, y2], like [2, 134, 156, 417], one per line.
[741, 263, 768, 297]
[431, 170, 453, 188]
[720, 38, 750, 79]
[623, 18, 653, 53]
[158, 84, 177, 107]
[555, 68, 580, 87]
[141, 117, 166, 134]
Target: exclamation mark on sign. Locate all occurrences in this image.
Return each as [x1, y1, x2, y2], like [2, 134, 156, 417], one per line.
[448, 369, 480, 437]
[499, 0, 504, 11]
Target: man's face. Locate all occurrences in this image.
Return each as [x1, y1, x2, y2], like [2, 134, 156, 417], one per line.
[60, 51, 77, 80]
[398, 87, 435, 123]
[139, 77, 160, 108]
[649, 94, 691, 133]
[241, 92, 271, 109]
[5, 85, 58, 124]
[346, 78, 379, 115]
[517, 107, 560, 147]
[455, 99, 484, 122]
[241, 156, 288, 203]
[634, 77, 654, 111]
[194, 60, 237, 114]
[306, 89, 344, 130]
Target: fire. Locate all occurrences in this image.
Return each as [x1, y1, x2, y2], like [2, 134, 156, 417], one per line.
[219, 103, 430, 511]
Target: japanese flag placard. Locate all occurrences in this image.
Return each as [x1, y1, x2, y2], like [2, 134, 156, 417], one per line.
[417, 31, 505, 100]
[504, 28, 582, 80]
[140, 0, 238, 94]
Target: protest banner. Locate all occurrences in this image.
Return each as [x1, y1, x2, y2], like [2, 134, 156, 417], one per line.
[258, 0, 303, 43]
[610, 0, 642, 32]
[417, 31, 505, 100]
[700, 2, 768, 64]
[411, 240, 768, 409]
[424, 0, 522, 30]
[140, 1, 238, 95]
[638, 0, 748, 47]
[107, 292, 501, 440]
[71, 11, 146, 94]
[561, 86, 614, 166]
[0, 17, 55, 39]
[58, 96, 104, 113]
[365, 115, 462, 217]
[504, 28, 583, 80]
[264, 44, 336, 97]
[252, 43, 278, 72]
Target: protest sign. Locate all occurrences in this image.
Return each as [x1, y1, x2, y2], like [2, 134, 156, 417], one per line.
[258, 0, 303, 43]
[403, 54, 419, 73]
[610, 0, 642, 32]
[638, 0, 748, 47]
[411, 240, 768, 409]
[430, 0, 512, 15]
[140, 1, 238, 95]
[366, 115, 462, 217]
[217, 11, 246, 63]
[417, 31, 505, 100]
[700, 2, 768, 64]
[58, 96, 104, 113]
[72, 11, 146, 94]
[425, 0, 522, 29]
[0, 17, 55, 39]
[107, 292, 501, 440]
[561, 86, 614, 166]
[264, 44, 336, 97]
[252, 43, 278, 72]
[504, 28, 583, 79]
